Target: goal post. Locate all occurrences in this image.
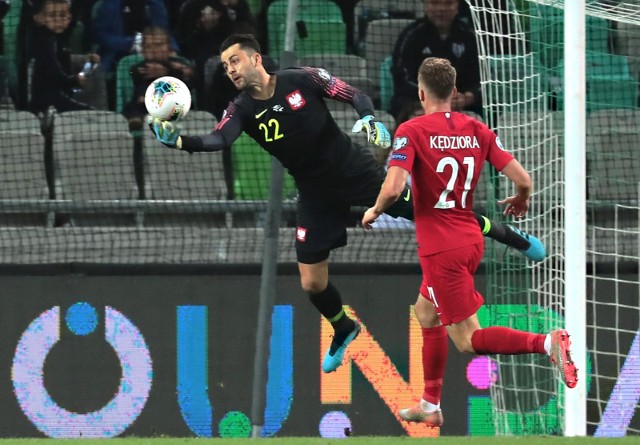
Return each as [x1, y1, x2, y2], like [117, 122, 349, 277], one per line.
[563, 0, 587, 437]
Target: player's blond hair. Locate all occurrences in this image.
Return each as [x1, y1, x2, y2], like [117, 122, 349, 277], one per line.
[417, 57, 457, 100]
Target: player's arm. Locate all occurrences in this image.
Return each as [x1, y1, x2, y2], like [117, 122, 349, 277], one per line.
[498, 159, 532, 218]
[148, 102, 244, 152]
[300, 66, 376, 115]
[301, 67, 391, 148]
[362, 166, 410, 229]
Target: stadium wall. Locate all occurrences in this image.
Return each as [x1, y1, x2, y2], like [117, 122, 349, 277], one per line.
[0, 267, 636, 438]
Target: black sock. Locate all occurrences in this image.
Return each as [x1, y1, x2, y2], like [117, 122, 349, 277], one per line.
[309, 282, 356, 341]
[475, 214, 530, 250]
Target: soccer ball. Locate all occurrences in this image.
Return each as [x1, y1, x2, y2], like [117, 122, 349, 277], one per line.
[145, 76, 191, 121]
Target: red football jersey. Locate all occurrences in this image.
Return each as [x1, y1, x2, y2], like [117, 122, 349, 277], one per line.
[388, 112, 514, 256]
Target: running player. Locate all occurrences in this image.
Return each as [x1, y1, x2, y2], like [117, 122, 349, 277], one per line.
[362, 57, 577, 426]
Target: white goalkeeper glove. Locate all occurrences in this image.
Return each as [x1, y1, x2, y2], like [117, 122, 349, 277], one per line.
[147, 116, 183, 149]
[351, 115, 391, 149]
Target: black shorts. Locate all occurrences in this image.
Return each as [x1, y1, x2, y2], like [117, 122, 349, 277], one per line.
[294, 146, 413, 264]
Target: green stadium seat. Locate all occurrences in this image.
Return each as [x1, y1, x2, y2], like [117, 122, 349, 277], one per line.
[267, 0, 345, 58]
[556, 52, 638, 111]
[529, 3, 611, 70]
[232, 132, 296, 200]
[2, 0, 21, 101]
[379, 56, 393, 112]
[115, 54, 144, 113]
[270, 21, 346, 59]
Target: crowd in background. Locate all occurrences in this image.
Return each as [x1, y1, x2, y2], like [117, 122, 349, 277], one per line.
[0, 0, 259, 122]
[0, 0, 552, 129]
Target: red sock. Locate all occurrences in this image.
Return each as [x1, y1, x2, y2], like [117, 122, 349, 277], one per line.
[471, 326, 546, 355]
[421, 325, 448, 405]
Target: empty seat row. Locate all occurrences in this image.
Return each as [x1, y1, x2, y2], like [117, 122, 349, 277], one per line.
[0, 108, 393, 204]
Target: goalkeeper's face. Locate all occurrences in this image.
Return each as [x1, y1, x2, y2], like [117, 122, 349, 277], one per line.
[221, 44, 262, 91]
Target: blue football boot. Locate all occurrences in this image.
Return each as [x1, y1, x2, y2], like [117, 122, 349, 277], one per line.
[508, 225, 547, 262]
[322, 321, 361, 373]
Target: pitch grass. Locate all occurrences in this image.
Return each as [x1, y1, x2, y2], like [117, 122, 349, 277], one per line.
[0, 438, 638, 445]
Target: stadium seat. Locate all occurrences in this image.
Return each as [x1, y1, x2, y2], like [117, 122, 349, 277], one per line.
[379, 56, 393, 111]
[298, 54, 368, 78]
[529, 3, 612, 70]
[0, 110, 50, 225]
[52, 111, 136, 224]
[142, 111, 229, 227]
[586, 108, 640, 135]
[267, 0, 346, 59]
[272, 22, 347, 59]
[615, 21, 640, 80]
[557, 52, 638, 111]
[115, 54, 144, 113]
[587, 132, 640, 202]
[354, 0, 421, 53]
[363, 19, 414, 101]
[1, 0, 21, 97]
[143, 110, 225, 198]
[232, 132, 296, 200]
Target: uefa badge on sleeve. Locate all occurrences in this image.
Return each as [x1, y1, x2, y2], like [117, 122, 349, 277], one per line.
[393, 136, 408, 150]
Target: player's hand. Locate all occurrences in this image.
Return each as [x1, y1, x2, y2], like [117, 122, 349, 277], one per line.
[362, 207, 382, 230]
[352, 115, 391, 149]
[147, 116, 183, 149]
[498, 194, 529, 218]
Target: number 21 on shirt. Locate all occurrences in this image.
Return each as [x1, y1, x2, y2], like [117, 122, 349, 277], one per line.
[435, 156, 475, 209]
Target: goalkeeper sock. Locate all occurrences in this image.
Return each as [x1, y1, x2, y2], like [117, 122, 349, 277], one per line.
[309, 282, 355, 338]
[476, 215, 529, 250]
[421, 325, 448, 405]
[471, 327, 546, 355]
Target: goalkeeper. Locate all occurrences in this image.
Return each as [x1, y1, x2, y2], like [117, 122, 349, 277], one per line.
[149, 33, 546, 374]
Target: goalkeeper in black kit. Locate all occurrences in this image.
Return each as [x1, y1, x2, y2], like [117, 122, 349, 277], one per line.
[148, 33, 546, 373]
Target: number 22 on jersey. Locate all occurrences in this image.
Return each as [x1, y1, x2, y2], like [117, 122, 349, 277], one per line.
[259, 119, 284, 142]
[434, 156, 475, 209]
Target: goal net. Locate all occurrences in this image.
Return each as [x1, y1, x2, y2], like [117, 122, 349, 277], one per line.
[468, 0, 639, 436]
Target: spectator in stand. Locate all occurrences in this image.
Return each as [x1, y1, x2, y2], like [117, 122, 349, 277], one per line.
[92, 0, 172, 78]
[220, 0, 255, 32]
[122, 26, 194, 129]
[165, 0, 189, 32]
[389, 0, 481, 121]
[29, 0, 100, 113]
[176, 0, 231, 69]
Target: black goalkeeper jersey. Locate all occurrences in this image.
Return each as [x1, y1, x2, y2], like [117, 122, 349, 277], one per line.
[181, 67, 377, 181]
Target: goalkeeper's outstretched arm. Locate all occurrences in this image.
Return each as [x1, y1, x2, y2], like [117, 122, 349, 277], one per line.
[148, 102, 244, 152]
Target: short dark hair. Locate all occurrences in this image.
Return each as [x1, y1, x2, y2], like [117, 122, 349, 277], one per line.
[417, 57, 456, 100]
[34, 0, 70, 14]
[220, 34, 261, 55]
[143, 26, 170, 44]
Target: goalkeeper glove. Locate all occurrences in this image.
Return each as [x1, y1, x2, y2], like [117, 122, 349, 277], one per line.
[351, 115, 391, 149]
[147, 116, 183, 149]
